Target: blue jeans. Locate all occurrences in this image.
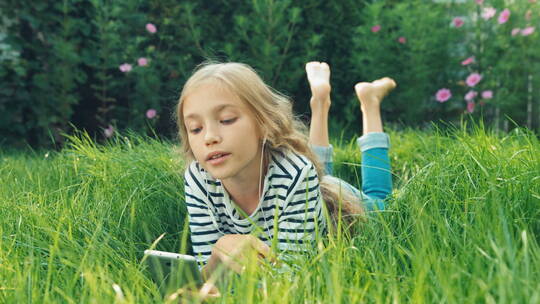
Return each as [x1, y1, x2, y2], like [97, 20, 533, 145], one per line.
[311, 132, 392, 212]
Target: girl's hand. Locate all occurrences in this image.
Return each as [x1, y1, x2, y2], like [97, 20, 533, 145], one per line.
[198, 281, 221, 301]
[165, 282, 220, 303]
[210, 234, 275, 274]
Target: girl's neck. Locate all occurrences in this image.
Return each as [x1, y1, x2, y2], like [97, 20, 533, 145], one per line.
[221, 153, 269, 217]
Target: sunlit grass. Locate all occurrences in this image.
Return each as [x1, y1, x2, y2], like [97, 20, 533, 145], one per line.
[1, 124, 539, 303]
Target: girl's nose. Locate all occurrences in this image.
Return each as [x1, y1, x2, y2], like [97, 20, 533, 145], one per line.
[204, 126, 221, 145]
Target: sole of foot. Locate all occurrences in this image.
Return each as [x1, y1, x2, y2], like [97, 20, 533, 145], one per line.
[305, 61, 331, 110]
[354, 77, 397, 110]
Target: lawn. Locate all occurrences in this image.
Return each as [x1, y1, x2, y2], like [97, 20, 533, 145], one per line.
[1, 124, 539, 303]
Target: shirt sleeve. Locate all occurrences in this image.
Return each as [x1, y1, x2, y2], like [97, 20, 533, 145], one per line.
[277, 162, 326, 252]
[184, 163, 223, 266]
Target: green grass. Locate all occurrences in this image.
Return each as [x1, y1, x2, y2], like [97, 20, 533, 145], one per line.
[1, 124, 539, 303]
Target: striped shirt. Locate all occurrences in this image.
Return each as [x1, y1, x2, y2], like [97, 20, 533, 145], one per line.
[184, 149, 327, 265]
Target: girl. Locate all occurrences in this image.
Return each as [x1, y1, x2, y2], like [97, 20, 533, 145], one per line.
[176, 61, 394, 279]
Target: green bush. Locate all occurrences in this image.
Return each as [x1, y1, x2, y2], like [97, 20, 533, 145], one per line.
[1, 0, 538, 147]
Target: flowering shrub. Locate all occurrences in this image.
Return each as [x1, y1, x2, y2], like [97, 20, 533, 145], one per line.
[354, 0, 540, 127]
[432, 0, 539, 124]
[0, 0, 538, 146]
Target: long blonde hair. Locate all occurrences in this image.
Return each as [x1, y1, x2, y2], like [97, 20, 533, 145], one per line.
[175, 61, 365, 230]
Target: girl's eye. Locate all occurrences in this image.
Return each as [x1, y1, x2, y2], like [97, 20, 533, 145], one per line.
[221, 118, 237, 124]
[188, 118, 236, 134]
[189, 127, 201, 134]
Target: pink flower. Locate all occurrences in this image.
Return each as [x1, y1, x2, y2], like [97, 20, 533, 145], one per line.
[512, 28, 521, 36]
[146, 23, 157, 34]
[104, 125, 114, 138]
[461, 56, 475, 66]
[398, 36, 406, 44]
[467, 101, 475, 113]
[453, 17, 464, 28]
[481, 90, 493, 99]
[371, 25, 381, 33]
[466, 73, 482, 87]
[465, 90, 478, 102]
[498, 9, 510, 24]
[436, 88, 452, 103]
[137, 57, 148, 66]
[475, 0, 484, 4]
[119, 63, 132, 73]
[146, 109, 157, 119]
[521, 27, 535, 36]
[482, 7, 496, 20]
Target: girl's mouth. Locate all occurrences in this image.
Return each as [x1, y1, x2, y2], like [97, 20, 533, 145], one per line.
[207, 153, 230, 165]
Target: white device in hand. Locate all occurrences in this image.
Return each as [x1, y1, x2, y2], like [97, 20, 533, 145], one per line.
[143, 250, 203, 296]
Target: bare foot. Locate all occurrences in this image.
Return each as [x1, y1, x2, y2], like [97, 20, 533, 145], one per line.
[354, 77, 396, 111]
[305, 61, 331, 112]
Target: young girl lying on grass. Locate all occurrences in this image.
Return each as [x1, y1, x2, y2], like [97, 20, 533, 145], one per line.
[175, 61, 394, 295]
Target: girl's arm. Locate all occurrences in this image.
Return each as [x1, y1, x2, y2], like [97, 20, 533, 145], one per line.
[277, 162, 325, 252]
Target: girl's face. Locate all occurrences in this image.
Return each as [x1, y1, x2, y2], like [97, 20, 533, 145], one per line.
[182, 83, 264, 183]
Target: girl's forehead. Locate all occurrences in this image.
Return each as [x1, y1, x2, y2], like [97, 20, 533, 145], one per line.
[183, 83, 248, 117]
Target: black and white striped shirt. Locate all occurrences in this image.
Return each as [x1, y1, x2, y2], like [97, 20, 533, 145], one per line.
[184, 149, 327, 265]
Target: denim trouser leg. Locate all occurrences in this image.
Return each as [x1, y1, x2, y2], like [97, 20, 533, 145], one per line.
[310, 132, 392, 212]
[310, 144, 334, 175]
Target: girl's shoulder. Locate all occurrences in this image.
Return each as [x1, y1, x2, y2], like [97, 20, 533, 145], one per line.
[269, 148, 314, 174]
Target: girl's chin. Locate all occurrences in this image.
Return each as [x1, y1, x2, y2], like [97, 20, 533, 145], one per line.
[205, 167, 231, 180]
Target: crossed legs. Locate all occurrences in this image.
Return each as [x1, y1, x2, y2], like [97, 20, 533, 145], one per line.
[306, 61, 396, 210]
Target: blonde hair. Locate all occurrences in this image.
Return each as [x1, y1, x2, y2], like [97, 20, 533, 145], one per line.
[175, 61, 365, 230]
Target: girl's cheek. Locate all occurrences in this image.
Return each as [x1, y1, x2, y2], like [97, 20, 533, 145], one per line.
[187, 138, 198, 156]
